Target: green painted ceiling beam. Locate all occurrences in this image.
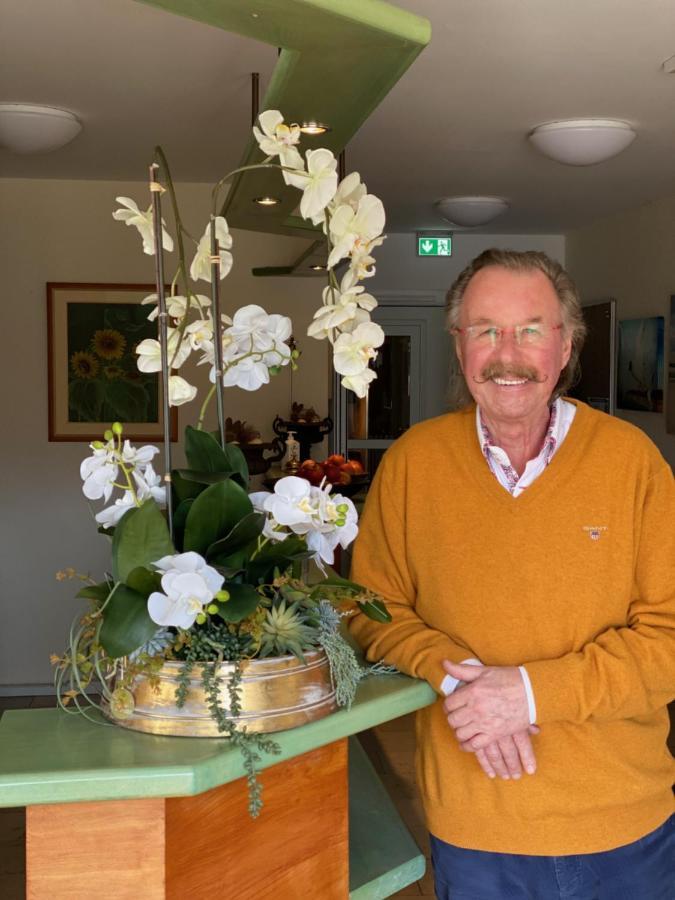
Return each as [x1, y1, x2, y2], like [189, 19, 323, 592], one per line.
[138, 0, 431, 241]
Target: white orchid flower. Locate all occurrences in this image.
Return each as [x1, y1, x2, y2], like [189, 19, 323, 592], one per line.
[343, 235, 386, 287]
[226, 306, 292, 365]
[148, 553, 224, 629]
[184, 317, 214, 351]
[141, 293, 210, 322]
[112, 197, 174, 256]
[167, 375, 198, 406]
[341, 367, 377, 398]
[309, 171, 367, 227]
[222, 356, 271, 392]
[94, 491, 136, 528]
[134, 463, 166, 506]
[136, 329, 191, 373]
[333, 321, 385, 376]
[120, 440, 159, 470]
[252, 110, 304, 176]
[190, 217, 233, 283]
[80, 448, 118, 503]
[285, 148, 338, 221]
[262, 477, 316, 528]
[328, 194, 385, 269]
[308, 281, 378, 341]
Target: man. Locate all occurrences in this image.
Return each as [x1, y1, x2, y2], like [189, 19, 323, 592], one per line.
[349, 249, 674, 898]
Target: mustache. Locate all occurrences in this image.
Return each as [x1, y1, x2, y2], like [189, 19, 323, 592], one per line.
[472, 363, 548, 385]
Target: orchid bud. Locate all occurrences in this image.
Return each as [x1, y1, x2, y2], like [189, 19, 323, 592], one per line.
[207, 603, 218, 615]
[216, 589, 230, 603]
[336, 503, 349, 514]
[268, 365, 281, 377]
[336, 518, 346, 527]
[104, 429, 114, 441]
[91, 441, 105, 450]
[195, 612, 207, 625]
[112, 422, 123, 435]
[291, 349, 301, 360]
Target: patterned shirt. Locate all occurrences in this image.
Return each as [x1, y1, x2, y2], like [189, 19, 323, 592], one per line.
[476, 397, 577, 498]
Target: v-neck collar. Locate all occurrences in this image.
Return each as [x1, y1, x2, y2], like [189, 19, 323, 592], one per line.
[458, 399, 591, 511]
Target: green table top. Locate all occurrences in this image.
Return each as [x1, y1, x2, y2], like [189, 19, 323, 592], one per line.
[0, 674, 435, 808]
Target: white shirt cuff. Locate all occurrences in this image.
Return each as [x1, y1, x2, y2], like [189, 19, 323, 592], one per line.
[440, 658, 482, 695]
[519, 665, 537, 724]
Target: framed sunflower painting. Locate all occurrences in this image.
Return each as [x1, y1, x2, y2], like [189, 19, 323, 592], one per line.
[47, 283, 178, 442]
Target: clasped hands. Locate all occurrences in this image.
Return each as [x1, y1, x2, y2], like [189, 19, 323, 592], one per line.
[442, 660, 538, 781]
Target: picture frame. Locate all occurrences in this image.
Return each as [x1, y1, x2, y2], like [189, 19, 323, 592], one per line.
[616, 315, 665, 413]
[47, 282, 178, 442]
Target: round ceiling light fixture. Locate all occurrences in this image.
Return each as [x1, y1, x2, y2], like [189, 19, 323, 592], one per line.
[434, 196, 509, 227]
[528, 119, 636, 166]
[0, 103, 82, 154]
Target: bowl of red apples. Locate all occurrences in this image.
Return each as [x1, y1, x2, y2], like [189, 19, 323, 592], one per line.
[297, 454, 368, 495]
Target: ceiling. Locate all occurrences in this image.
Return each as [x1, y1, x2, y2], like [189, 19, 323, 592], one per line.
[4, 0, 675, 235]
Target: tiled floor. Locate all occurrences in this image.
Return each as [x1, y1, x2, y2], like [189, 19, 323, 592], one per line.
[1, 697, 673, 900]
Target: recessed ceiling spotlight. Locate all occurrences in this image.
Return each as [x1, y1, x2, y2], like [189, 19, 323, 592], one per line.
[434, 196, 509, 227]
[0, 103, 82, 154]
[309, 264, 326, 271]
[253, 196, 280, 206]
[299, 122, 330, 136]
[528, 119, 636, 166]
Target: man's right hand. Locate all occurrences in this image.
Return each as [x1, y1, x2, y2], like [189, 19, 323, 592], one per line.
[464, 727, 540, 780]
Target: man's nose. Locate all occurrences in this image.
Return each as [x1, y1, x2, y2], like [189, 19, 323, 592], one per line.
[492, 329, 522, 358]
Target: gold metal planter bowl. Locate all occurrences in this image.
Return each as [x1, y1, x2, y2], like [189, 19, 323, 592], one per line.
[105, 650, 337, 737]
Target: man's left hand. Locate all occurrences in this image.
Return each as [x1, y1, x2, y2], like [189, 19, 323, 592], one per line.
[442, 660, 530, 749]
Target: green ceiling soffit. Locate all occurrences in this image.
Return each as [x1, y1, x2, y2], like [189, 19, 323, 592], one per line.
[137, 0, 431, 244]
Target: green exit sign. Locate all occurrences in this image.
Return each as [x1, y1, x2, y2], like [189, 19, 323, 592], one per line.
[417, 234, 452, 257]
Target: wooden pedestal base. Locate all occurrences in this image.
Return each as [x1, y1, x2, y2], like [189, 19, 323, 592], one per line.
[26, 740, 348, 899]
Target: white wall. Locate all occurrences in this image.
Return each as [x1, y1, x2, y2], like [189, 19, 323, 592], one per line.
[0, 177, 331, 690]
[566, 197, 675, 468]
[368, 232, 566, 294]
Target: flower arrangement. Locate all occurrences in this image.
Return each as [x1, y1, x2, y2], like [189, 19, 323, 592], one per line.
[53, 110, 390, 816]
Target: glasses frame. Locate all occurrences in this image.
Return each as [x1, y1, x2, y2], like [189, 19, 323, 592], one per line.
[451, 322, 564, 346]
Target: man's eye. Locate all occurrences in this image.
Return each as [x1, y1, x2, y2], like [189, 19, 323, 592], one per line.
[522, 326, 541, 337]
[479, 327, 499, 339]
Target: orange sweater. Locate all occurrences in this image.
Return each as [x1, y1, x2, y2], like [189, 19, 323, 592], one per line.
[350, 401, 675, 854]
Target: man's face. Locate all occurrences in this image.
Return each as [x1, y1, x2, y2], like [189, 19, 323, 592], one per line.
[455, 266, 572, 426]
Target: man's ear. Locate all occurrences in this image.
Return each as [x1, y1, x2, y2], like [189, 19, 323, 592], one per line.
[454, 337, 464, 373]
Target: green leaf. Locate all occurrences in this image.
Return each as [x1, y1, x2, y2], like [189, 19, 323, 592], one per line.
[206, 512, 266, 562]
[112, 499, 174, 583]
[99, 584, 159, 658]
[358, 599, 392, 623]
[184, 426, 249, 487]
[215, 583, 261, 623]
[125, 566, 162, 598]
[183, 480, 253, 556]
[312, 571, 368, 594]
[172, 498, 194, 553]
[76, 582, 111, 605]
[245, 536, 313, 585]
[171, 471, 204, 506]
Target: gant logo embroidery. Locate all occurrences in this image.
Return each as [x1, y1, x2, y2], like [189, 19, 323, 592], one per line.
[582, 525, 608, 541]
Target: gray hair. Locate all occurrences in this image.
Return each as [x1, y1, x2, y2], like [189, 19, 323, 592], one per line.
[445, 248, 587, 408]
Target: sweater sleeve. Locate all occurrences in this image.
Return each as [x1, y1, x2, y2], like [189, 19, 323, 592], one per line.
[526, 464, 675, 725]
[348, 451, 474, 694]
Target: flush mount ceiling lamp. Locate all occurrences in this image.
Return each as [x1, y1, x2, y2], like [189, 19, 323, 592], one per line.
[528, 119, 636, 166]
[435, 196, 509, 227]
[0, 103, 82, 154]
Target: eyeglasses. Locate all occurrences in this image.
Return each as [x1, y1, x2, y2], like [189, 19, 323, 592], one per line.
[452, 322, 563, 347]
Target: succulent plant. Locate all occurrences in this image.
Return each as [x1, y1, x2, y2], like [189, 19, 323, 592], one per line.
[259, 600, 316, 659]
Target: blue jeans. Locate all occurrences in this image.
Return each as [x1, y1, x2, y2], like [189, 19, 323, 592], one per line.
[430, 815, 674, 899]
